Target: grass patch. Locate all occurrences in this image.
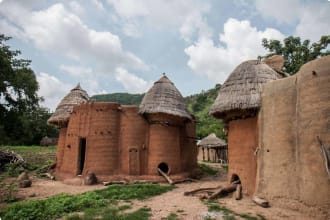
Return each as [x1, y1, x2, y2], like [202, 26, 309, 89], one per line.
[206, 201, 266, 220]
[0, 184, 174, 220]
[198, 163, 218, 175]
[221, 164, 228, 172]
[161, 212, 178, 220]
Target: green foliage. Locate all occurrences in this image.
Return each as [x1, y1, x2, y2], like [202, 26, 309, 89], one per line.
[206, 201, 265, 220]
[91, 93, 144, 105]
[0, 180, 18, 203]
[0, 35, 58, 145]
[198, 163, 218, 176]
[185, 84, 225, 140]
[0, 146, 56, 178]
[1, 184, 173, 220]
[161, 212, 178, 220]
[262, 35, 330, 75]
[94, 183, 174, 200]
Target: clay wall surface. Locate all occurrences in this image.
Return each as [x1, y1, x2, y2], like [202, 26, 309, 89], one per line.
[256, 56, 330, 207]
[83, 102, 120, 175]
[228, 117, 258, 196]
[55, 127, 67, 171]
[119, 106, 148, 175]
[180, 120, 197, 172]
[147, 113, 183, 175]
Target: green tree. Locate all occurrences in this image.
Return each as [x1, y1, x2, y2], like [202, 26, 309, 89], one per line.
[262, 35, 330, 74]
[0, 34, 57, 145]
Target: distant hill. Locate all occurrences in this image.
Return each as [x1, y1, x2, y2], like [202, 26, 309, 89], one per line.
[90, 85, 225, 140]
[91, 93, 144, 105]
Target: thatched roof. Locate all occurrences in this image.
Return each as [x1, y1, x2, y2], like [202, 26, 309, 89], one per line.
[210, 60, 283, 120]
[47, 84, 89, 127]
[198, 133, 227, 148]
[139, 75, 192, 120]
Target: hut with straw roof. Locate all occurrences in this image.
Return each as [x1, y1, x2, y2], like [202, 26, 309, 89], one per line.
[197, 133, 227, 163]
[210, 58, 285, 196]
[49, 75, 197, 182]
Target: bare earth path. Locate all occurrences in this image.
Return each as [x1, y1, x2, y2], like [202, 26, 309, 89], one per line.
[10, 166, 329, 220]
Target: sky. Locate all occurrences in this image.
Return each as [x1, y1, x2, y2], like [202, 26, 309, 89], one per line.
[0, 0, 329, 111]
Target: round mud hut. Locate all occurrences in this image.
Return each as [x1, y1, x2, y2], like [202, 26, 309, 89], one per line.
[48, 84, 89, 173]
[197, 133, 227, 163]
[139, 74, 197, 176]
[210, 59, 284, 196]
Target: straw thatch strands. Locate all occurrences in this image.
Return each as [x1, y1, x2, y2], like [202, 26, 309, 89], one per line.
[210, 60, 283, 120]
[198, 133, 227, 148]
[47, 84, 89, 127]
[139, 75, 192, 120]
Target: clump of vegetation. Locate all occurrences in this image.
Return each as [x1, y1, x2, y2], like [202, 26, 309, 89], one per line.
[205, 201, 266, 220]
[0, 184, 174, 220]
[198, 163, 218, 176]
[161, 212, 178, 220]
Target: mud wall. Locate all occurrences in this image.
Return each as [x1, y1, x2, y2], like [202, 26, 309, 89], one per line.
[180, 120, 197, 172]
[119, 106, 148, 175]
[147, 113, 182, 175]
[256, 56, 330, 207]
[83, 102, 120, 175]
[228, 117, 258, 196]
[55, 127, 67, 171]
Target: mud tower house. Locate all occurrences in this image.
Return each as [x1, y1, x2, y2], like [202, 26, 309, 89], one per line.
[48, 75, 197, 181]
[210, 55, 330, 211]
[209, 58, 285, 196]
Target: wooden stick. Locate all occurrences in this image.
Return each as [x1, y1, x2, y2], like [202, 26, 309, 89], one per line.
[234, 184, 242, 200]
[252, 195, 269, 208]
[208, 184, 237, 199]
[184, 187, 221, 196]
[172, 178, 196, 185]
[103, 180, 127, 186]
[158, 168, 174, 185]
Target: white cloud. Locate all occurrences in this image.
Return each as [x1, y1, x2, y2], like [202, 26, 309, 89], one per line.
[115, 67, 152, 93]
[69, 1, 85, 16]
[185, 18, 284, 83]
[36, 72, 73, 111]
[255, 0, 330, 41]
[0, 2, 148, 71]
[59, 65, 92, 76]
[107, 0, 211, 41]
[92, 0, 105, 11]
[295, 3, 330, 42]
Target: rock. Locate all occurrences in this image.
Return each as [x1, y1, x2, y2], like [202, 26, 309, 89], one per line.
[19, 179, 32, 188]
[17, 172, 29, 181]
[29, 193, 37, 197]
[84, 172, 97, 185]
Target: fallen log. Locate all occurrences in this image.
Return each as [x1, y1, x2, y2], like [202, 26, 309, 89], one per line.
[103, 180, 127, 186]
[234, 184, 242, 200]
[208, 184, 237, 199]
[172, 178, 196, 185]
[252, 195, 269, 208]
[158, 168, 174, 185]
[184, 186, 221, 196]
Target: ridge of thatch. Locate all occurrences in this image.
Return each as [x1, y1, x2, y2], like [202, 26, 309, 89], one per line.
[139, 75, 192, 120]
[47, 83, 89, 127]
[198, 133, 227, 148]
[210, 60, 283, 120]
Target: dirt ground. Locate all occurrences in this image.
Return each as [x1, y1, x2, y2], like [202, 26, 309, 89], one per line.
[6, 164, 330, 220]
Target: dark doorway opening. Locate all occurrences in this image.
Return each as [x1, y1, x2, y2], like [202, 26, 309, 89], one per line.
[230, 173, 241, 184]
[158, 162, 169, 175]
[78, 138, 86, 175]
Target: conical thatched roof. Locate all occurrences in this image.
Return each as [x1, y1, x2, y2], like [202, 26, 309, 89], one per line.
[139, 75, 192, 120]
[210, 60, 283, 120]
[198, 133, 227, 148]
[47, 84, 89, 127]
